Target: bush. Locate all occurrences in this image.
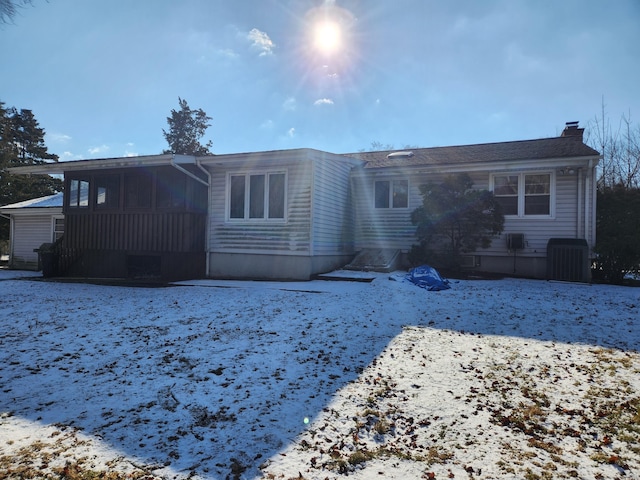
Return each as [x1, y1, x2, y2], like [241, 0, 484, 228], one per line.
[409, 173, 504, 270]
[593, 186, 640, 284]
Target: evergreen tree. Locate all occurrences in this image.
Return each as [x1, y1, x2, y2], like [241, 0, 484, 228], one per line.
[0, 102, 62, 241]
[408, 173, 504, 270]
[162, 98, 213, 156]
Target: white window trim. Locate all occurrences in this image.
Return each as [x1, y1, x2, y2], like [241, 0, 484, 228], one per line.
[373, 178, 410, 209]
[225, 170, 288, 222]
[490, 171, 555, 219]
[52, 215, 64, 242]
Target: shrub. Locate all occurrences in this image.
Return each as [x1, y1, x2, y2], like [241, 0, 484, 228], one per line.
[593, 186, 640, 284]
[409, 173, 504, 270]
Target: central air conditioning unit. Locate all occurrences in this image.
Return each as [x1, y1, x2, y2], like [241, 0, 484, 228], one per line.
[507, 233, 525, 250]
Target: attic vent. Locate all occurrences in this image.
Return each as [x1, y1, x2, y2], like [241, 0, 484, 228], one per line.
[386, 151, 414, 159]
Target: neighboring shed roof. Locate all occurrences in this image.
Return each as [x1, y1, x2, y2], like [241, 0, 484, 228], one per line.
[0, 192, 63, 210]
[345, 135, 601, 169]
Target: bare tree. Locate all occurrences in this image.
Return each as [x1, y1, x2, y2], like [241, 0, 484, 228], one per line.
[586, 99, 640, 189]
[0, 0, 33, 24]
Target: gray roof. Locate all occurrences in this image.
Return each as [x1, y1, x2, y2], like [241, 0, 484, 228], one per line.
[346, 135, 601, 169]
[0, 192, 63, 210]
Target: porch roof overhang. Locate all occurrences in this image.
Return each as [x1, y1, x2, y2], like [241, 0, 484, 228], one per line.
[7, 154, 193, 175]
[9, 148, 364, 175]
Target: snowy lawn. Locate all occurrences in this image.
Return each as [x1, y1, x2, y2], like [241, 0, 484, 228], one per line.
[0, 269, 639, 480]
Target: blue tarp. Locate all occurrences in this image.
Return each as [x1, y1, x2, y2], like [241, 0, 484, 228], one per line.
[406, 265, 451, 291]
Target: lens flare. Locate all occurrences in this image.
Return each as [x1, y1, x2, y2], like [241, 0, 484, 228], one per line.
[313, 21, 342, 55]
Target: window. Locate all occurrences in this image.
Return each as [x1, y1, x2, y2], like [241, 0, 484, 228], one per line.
[492, 173, 552, 217]
[53, 217, 64, 241]
[228, 172, 286, 220]
[375, 179, 408, 208]
[68, 179, 89, 208]
[493, 175, 519, 215]
[524, 174, 550, 215]
[95, 175, 120, 209]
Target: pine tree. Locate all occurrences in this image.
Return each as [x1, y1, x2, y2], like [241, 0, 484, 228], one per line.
[162, 98, 213, 156]
[0, 102, 62, 240]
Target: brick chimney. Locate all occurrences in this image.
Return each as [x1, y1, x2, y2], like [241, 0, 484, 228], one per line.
[561, 121, 584, 139]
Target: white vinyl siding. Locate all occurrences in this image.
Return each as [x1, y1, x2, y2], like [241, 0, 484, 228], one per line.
[352, 167, 595, 258]
[209, 162, 312, 254]
[207, 152, 357, 257]
[310, 153, 356, 256]
[352, 175, 419, 250]
[9, 213, 59, 269]
[483, 172, 579, 256]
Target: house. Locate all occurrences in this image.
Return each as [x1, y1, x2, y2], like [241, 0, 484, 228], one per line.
[347, 122, 600, 280]
[0, 192, 64, 270]
[8, 122, 600, 281]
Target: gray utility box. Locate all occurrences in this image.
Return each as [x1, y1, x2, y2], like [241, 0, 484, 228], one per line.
[546, 238, 590, 282]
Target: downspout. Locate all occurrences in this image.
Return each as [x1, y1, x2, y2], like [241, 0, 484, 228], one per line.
[169, 155, 211, 277]
[195, 159, 212, 277]
[576, 168, 583, 238]
[1, 214, 15, 268]
[589, 159, 597, 248]
[584, 159, 593, 244]
[170, 155, 209, 187]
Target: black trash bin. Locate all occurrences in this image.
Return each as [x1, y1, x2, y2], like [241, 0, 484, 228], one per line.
[35, 243, 58, 277]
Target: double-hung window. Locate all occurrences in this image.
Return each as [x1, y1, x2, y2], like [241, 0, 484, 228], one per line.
[492, 172, 552, 217]
[374, 179, 408, 209]
[228, 172, 286, 220]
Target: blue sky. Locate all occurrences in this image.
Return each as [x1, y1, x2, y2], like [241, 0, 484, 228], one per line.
[1, 0, 639, 160]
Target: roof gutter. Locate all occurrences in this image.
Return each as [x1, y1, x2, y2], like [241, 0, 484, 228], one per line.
[170, 154, 209, 186]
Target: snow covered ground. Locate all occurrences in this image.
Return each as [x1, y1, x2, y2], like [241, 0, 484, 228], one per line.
[0, 268, 639, 480]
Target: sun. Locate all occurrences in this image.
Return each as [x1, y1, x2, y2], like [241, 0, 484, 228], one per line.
[313, 20, 342, 55]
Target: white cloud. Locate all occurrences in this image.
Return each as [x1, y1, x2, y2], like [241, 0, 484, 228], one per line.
[282, 96, 297, 111]
[88, 145, 110, 156]
[287, 127, 295, 138]
[314, 98, 334, 106]
[47, 133, 72, 144]
[260, 119, 275, 129]
[216, 48, 240, 60]
[247, 28, 275, 56]
[60, 151, 83, 162]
